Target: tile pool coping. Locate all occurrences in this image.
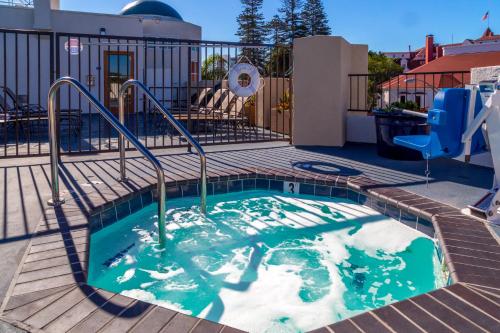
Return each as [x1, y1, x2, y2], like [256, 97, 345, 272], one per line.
[1, 169, 499, 333]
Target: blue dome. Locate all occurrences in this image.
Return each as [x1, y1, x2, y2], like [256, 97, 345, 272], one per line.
[120, 1, 183, 21]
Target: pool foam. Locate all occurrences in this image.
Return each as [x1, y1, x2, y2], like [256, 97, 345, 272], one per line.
[89, 191, 444, 333]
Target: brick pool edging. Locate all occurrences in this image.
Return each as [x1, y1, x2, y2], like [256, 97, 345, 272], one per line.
[1, 168, 498, 333]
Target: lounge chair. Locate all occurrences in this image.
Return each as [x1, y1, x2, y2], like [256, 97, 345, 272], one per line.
[218, 95, 254, 134]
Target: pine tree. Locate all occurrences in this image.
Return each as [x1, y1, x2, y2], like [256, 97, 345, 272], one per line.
[278, 0, 307, 45]
[236, 0, 267, 67]
[266, 15, 286, 45]
[301, 0, 331, 36]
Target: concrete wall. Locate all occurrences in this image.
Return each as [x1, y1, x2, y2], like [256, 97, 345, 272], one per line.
[256, 78, 291, 129]
[292, 36, 368, 146]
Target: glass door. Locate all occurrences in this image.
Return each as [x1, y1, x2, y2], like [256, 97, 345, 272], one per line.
[104, 51, 134, 115]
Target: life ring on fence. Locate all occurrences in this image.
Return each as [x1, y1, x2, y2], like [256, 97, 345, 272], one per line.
[228, 63, 261, 97]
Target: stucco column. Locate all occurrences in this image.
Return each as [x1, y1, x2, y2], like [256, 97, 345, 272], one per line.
[292, 36, 368, 147]
[34, 0, 52, 30]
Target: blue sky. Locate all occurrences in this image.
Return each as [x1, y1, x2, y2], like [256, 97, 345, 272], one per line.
[61, 0, 498, 51]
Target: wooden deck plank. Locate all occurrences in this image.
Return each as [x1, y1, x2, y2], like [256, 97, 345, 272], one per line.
[28, 235, 87, 254]
[456, 274, 500, 290]
[67, 294, 135, 333]
[445, 284, 500, 320]
[24, 243, 87, 263]
[3, 285, 74, 312]
[372, 305, 422, 332]
[17, 264, 81, 284]
[127, 306, 177, 333]
[349, 312, 389, 333]
[23, 285, 94, 329]
[467, 284, 500, 300]
[98, 300, 153, 333]
[22, 253, 86, 273]
[439, 231, 498, 245]
[191, 319, 224, 333]
[443, 239, 499, 254]
[428, 289, 500, 332]
[328, 319, 364, 333]
[30, 228, 88, 246]
[12, 273, 84, 296]
[443, 245, 500, 262]
[392, 300, 454, 332]
[160, 313, 199, 333]
[4, 287, 77, 323]
[411, 294, 484, 332]
[448, 253, 500, 271]
[43, 289, 115, 333]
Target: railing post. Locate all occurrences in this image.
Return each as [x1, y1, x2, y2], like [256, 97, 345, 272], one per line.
[47, 81, 65, 207]
[119, 79, 208, 214]
[118, 86, 127, 182]
[47, 77, 167, 248]
[187, 44, 192, 153]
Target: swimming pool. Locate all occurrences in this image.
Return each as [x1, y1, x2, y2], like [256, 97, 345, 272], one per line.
[88, 190, 446, 333]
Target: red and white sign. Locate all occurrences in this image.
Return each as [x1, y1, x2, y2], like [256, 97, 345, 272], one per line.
[64, 38, 83, 55]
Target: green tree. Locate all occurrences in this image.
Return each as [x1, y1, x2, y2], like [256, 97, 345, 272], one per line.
[236, 0, 267, 66]
[201, 55, 227, 81]
[266, 14, 286, 45]
[278, 0, 307, 44]
[301, 0, 331, 36]
[367, 51, 404, 109]
[368, 51, 404, 78]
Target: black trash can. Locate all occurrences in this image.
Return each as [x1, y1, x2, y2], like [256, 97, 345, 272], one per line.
[373, 109, 429, 161]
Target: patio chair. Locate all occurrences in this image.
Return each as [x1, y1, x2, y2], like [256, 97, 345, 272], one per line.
[0, 93, 30, 139]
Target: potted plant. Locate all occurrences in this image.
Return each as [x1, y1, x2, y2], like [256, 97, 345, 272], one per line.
[373, 101, 429, 160]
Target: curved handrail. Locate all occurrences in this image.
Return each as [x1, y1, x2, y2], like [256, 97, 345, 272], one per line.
[47, 77, 167, 247]
[118, 79, 207, 214]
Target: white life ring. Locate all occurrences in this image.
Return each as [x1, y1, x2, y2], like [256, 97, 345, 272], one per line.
[228, 63, 261, 97]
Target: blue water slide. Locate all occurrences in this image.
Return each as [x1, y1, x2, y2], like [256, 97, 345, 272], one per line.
[393, 88, 487, 159]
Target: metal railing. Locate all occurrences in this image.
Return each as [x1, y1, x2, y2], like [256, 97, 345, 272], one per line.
[47, 77, 168, 247]
[119, 79, 207, 214]
[0, 29, 292, 158]
[348, 71, 470, 112]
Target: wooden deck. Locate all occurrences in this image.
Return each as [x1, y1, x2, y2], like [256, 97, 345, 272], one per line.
[0, 144, 498, 332]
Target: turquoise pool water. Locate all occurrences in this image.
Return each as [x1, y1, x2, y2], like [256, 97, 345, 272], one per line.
[88, 191, 445, 333]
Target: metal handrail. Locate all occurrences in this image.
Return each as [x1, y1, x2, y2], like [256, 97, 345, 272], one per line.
[118, 79, 207, 214]
[47, 77, 167, 247]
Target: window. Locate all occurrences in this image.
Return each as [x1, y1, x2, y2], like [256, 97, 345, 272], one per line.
[400, 95, 406, 103]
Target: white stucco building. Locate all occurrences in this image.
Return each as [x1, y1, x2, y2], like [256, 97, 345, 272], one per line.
[0, 0, 202, 114]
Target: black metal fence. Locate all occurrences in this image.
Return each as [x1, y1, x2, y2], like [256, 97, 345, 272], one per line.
[0, 29, 292, 158]
[348, 71, 470, 112]
[0, 29, 54, 157]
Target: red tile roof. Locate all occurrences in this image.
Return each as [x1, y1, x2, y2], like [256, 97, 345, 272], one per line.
[409, 51, 500, 73]
[381, 51, 500, 90]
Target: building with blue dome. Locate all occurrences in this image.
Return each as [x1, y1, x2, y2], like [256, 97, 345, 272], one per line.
[120, 0, 184, 21]
[0, 0, 202, 115]
[0, 0, 200, 40]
